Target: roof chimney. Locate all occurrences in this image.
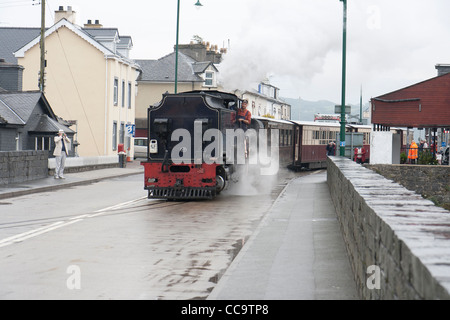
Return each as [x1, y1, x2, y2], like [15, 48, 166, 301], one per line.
[435, 64, 450, 76]
[55, 6, 76, 24]
[84, 19, 103, 28]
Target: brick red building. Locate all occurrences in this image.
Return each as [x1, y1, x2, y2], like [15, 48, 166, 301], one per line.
[371, 66, 450, 130]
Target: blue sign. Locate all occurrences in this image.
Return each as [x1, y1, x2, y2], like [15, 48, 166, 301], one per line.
[126, 124, 135, 137]
[340, 141, 346, 147]
[442, 142, 447, 148]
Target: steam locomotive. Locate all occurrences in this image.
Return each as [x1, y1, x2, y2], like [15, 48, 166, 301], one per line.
[141, 90, 287, 200]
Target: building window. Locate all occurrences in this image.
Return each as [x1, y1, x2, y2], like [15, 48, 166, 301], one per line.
[113, 78, 118, 106]
[121, 80, 125, 107]
[119, 122, 125, 145]
[128, 82, 132, 109]
[204, 72, 214, 86]
[35, 136, 51, 151]
[112, 121, 117, 150]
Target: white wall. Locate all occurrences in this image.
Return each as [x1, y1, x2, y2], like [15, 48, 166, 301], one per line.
[370, 131, 402, 164]
[370, 131, 393, 164]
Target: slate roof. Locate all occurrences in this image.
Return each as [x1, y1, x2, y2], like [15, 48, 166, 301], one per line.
[0, 27, 41, 64]
[27, 113, 73, 133]
[135, 52, 205, 83]
[0, 91, 73, 132]
[82, 27, 119, 39]
[192, 61, 216, 74]
[0, 22, 137, 68]
[117, 35, 133, 48]
[0, 91, 41, 125]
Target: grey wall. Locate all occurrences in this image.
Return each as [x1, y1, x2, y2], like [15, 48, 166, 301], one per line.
[327, 156, 450, 299]
[0, 150, 48, 185]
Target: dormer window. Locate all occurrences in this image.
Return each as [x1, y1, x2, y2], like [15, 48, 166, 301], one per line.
[204, 71, 215, 87]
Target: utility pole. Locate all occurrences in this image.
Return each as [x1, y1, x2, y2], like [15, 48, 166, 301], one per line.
[174, 0, 180, 93]
[39, 0, 45, 92]
[339, 0, 347, 156]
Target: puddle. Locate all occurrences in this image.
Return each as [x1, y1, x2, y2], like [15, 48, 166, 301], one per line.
[209, 237, 248, 285]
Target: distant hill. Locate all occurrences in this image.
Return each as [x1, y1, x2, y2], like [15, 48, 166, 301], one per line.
[283, 97, 369, 122]
[283, 97, 337, 121]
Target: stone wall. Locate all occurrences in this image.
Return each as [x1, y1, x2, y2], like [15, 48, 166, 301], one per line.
[0, 150, 48, 185]
[366, 164, 450, 210]
[327, 156, 450, 299]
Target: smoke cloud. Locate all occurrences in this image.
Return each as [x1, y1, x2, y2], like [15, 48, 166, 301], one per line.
[217, 0, 342, 95]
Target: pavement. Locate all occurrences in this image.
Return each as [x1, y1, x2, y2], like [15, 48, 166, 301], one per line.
[208, 170, 358, 300]
[0, 160, 145, 200]
[0, 161, 358, 300]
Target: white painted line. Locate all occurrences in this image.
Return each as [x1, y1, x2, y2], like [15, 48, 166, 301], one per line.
[87, 196, 147, 217]
[0, 197, 147, 248]
[0, 221, 64, 246]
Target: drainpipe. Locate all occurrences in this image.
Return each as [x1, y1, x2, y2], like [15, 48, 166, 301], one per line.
[104, 56, 108, 155]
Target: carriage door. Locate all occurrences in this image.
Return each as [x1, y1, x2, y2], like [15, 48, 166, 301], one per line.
[295, 126, 301, 163]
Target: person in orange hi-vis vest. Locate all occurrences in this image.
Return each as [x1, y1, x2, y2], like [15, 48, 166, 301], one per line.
[408, 140, 418, 164]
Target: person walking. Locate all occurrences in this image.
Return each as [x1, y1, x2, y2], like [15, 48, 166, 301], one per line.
[54, 129, 70, 179]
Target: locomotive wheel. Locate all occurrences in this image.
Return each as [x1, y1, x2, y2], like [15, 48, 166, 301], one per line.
[215, 174, 226, 193]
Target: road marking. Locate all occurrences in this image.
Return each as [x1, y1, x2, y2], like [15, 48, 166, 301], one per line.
[87, 196, 147, 218]
[0, 196, 147, 248]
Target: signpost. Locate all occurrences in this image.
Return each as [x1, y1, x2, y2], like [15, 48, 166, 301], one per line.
[334, 105, 351, 115]
[126, 124, 135, 137]
[339, 0, 347, 156]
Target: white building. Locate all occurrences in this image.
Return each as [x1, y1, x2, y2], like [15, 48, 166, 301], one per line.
[234, 80, 291, 120]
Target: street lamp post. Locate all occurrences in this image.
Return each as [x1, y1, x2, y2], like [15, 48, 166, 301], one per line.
[339, 0, 347, 156]
[39, 0, 45, 92]
[175, 0, 203, 93]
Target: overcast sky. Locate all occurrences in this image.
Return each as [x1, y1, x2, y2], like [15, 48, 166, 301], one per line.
[1, 0, 450, 105]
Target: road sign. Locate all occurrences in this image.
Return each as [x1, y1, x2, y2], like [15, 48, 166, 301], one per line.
[335, 105, 351, 114]
[126, 124, 135, 137]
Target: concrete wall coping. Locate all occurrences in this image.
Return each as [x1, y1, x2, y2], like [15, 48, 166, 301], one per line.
[48, 155, 119, 169]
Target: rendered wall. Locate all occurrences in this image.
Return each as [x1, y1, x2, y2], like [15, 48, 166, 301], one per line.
[370, 131, 401, 164]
